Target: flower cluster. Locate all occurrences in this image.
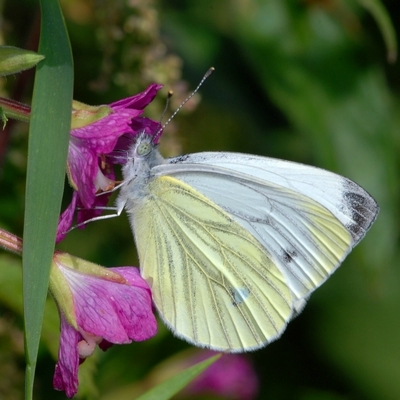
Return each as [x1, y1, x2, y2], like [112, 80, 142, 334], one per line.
[50, 254, 157, 398]
[57, 84, 162, 242]
[52, 86, 162, 397]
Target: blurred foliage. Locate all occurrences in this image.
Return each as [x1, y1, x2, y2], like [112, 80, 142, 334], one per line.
[0, 0, 400, 399]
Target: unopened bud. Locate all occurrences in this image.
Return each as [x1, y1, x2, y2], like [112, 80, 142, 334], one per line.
[0, 46, 44, 76]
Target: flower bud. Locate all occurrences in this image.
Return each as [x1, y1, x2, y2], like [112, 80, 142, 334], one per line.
[0, 46, 44, 76]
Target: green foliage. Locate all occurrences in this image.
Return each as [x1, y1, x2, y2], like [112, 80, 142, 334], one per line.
[359, 0, 397, 62]
[136, 355, 220, 400]
[22, 1, 73, 398]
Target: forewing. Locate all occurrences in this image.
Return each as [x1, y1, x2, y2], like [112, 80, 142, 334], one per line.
[129, 176, 293, 352]
[153, 152, 378, 300]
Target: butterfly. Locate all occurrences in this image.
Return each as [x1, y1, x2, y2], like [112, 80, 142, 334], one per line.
[112, 132, 379, 352]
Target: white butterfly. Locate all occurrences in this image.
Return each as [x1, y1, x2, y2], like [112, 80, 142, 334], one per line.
[109, 132, 378, 352]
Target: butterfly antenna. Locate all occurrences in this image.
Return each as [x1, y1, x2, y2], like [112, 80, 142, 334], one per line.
[154, 67, 215, 140]
[159, 90, 174, 125]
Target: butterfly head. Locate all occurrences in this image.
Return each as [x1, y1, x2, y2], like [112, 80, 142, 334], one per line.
[122, 132, 164, 182]
[129, 131, 155, 159]
[137, 140, 152, 157]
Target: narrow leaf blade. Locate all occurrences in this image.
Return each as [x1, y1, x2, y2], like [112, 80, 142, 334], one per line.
[137, 355, 220, 400]
[22, 0, 73, 398]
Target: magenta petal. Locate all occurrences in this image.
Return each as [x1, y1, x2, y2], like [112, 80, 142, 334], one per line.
[130, 117, 163, 143]
[111, 83, 162, 110]
[187, 351, 259, 400]
[63, 266, 157, 344]
[57, 192, 78, 243]
[67, 142, 99, 208]
[110, 267, 152, 292]
[71, 109, 139, 153]
[53, 314, 81, 398]
[71, 83, 162, 154]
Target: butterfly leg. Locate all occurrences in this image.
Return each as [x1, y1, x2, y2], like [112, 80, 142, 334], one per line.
[95, 180, 127, 197]
[65, 202, 126, 234]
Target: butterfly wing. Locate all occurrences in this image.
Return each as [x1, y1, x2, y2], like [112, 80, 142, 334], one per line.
[129, 175, 293, 351]
[153, 152, 379, 301]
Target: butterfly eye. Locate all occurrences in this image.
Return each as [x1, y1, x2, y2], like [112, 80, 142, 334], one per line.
[137, 142, 152, 156]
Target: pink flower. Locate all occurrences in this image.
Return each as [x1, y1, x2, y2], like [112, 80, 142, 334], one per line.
[50, 252, 157, 398]
[67, 84, 161, 207]
[57, 84, 162, 242]
[185, 351, 259, 400]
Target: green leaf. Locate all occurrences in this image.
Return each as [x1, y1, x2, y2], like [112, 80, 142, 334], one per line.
[136, 355, 220, 400]
[22, 0, 73, 399]
[359, 0, 397, 62]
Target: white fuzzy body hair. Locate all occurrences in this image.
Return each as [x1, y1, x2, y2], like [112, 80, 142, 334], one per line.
[117, 133, 165, 213]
